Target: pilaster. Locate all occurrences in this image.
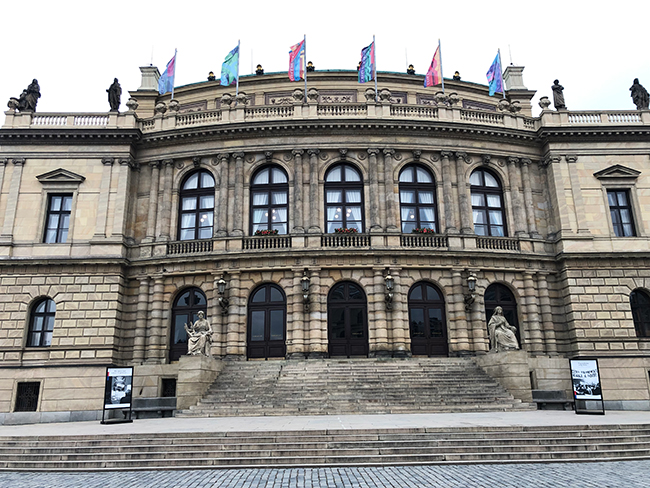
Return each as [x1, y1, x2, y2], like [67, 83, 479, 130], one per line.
[440, 151, 457, 234]
[307, 149, 321, 234]
[383, 149, 399, 232]
[292, 150, 305, 233]
[368, 149, 382, 232]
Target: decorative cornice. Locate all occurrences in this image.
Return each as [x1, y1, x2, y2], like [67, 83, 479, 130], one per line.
[593, 164, 641, 181]
[36, 168, 86, 184]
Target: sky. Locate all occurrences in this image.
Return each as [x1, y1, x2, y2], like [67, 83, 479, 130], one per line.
[1, 1, 648, 116]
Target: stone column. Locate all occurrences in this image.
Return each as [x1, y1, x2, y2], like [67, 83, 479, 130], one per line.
[543, 156, 569, 235]
[308, 269, 326, 357]
[371, 268, 389, 356]
[146, 276, 164, 363]
[133, 278, 150, 363]
[307, 149, 321, 233]
[450, 269, 471, 354]
[368, 149, 382, 232]
[216, 153, 229, 236]
[469, 285, 488, 353]
[520, 158, 539, 237]
[225, 271, 245, 358]
[454, 152, 472, 234]
[566, 155, 590, 235]
[292, 150, 304, 233]
[383, 149, 398, 231]
[507, 157, 527, 236]
[231, 152, 244, 236]
[93, 158, 114, 239]
[0, 159, 25, 241]
[112, 158, 133, 239]
[288, 268, 306, 358]
[391, 269, 409, 357]
[0, 160, 7, 231]
[537, 272, 558, 355]
[440, 151, 457, 233]
[144, 162, 161, 242]
[158, 159, 174, 241]
[523, 272, 544, 354]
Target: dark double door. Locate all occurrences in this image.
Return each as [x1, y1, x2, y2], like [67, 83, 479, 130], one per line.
[328, 282, 369, 357]
[247, 284, 286, 359]
[408, 282, 448, 356]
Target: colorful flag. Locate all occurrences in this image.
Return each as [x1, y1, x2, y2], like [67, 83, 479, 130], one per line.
[220, 45, 240, 86]
[486, 51, 503, 96]
[158, 52, 176, 95]
[358, 41, 375, 84]
[424, 45, 442, 88]
[289, 40, 305, 82]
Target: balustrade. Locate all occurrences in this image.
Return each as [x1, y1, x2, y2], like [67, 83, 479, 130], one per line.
[321, 234, 371, 248]
[476, 236, 521, 251]
[242, 236, 291, 250]
[400, 234, 448, 248]
[167, 239, 214, 255]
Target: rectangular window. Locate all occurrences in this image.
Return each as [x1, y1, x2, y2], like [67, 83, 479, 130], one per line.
[608, 190, 636, 237]
[44, 194, 73, 243]
[15, 382, 40, 412]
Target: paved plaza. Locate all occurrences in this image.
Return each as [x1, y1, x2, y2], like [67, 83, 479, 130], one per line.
[1, 462, 648, 488]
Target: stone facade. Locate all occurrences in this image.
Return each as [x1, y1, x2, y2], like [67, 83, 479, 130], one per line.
[1, 66, 650, 421]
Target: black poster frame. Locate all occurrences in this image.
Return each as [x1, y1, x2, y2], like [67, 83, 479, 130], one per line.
[101, 366, 134, 424]
[570, 358, 605, 415]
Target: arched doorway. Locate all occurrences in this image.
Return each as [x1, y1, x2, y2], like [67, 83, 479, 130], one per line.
[484, 283, 520, 344]
[247, 283, 286, 359]
[170, 288, 207, 362]
[408, 282, 448, 356]
[327, 282, 368, 357]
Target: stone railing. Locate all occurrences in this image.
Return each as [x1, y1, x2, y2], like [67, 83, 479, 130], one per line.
[541, 110, 649, 127]
[400, 234, 448, 248]
[476, 236, 521, 251]
[242, 236, 292, 250]
[2, 111, 138, 129]
[321, 234, 371, 248]
[167, 239, 214, 255]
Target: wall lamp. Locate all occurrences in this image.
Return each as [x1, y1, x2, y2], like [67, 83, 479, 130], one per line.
[384, 272, 395, 310]
[301, 269, 310, 312]
[217, 276, 229, 314]
[464, 273, 477, 311]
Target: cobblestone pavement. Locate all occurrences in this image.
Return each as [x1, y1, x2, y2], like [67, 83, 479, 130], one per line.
[1, 461, 648, 488]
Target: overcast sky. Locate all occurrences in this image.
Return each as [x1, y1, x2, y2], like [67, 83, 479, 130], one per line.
[2, 1, 648, 116]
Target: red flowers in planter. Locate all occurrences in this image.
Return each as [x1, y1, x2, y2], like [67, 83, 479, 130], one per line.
[334, 228, 358, 234]
[254, 229, 279, 236]
[411, 227, 436, 234]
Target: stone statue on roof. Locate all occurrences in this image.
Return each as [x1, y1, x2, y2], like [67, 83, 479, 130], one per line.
[630, 79, 649, 110]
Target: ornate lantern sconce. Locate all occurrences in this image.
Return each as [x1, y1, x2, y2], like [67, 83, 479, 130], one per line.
[464, 273, 477, 311]
[217, 276, 229, 314]
[301, 269, 310, 312]
[384, 271, 395, 310]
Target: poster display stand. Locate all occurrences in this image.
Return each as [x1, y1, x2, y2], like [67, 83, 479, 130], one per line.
[101, 366, 134, 424]
[570, 358, 605, 415]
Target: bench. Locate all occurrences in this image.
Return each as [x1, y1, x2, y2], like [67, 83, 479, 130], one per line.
[532, 390, 574, 410]
[132, 397, 177, 419]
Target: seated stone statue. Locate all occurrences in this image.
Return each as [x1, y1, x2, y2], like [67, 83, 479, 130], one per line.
[184, 310, 212, 357]
[488, 306, 519, 352]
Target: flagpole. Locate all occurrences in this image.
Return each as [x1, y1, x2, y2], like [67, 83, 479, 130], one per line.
[373, 35, 377, 102]
[438, 40, 444, 94]
[498, 48, 505, 99]
[303, 35, 307, 101]
[236, 39, 240, 98]
[171, 48, 177, 99]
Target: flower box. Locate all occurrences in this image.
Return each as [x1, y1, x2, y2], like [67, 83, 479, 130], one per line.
[411, 227, 436, 234]
[254, 229, 279, 236]
[334, 228, 358, 234]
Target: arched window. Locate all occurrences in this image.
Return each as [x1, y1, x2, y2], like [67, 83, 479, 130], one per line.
[247, 283, 287, 359]
[170, 288, 207, 362]
[408, 282, 447, 356]
[470, 168, 507, 236]
[630, 289, 650, 337]
[325, 164, 364, 233]
[28, 298, 55, 347]
[484, 283, 519, 342]
[178, 170, 215, 241]
[250, 166, 289, 235]
[399, 165, 437, 233]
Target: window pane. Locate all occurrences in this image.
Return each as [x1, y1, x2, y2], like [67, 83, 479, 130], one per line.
[410, 286, 423, 300]
[180, 229, 195, 240]
[182, 198, 197, 211]
[399, 167, 414, 182]
[60, 215, 70, 231]
[345, 166, 361, 182]
[50, 196, 62, 211]
[607, 191, 616, 206]
[272, 223, 287, 234]
[253, 192, 269, 206]
[326, 191, 342, 203]
[473, 210, 486, 224]
[402, 206, 416, 222]
[272, 168, 287, 184]
[416, 167, 432, 183]
[426, 285, 441, 301]
[200, 195, 214, 209]
[48, 214, 60, 229]
[349, 307, 364, 337]
[471, 193, 485, 207]
[59, 230, 68, 243]
[43, 331, 53, 346]
[326, 167, 341, 182]
[253, 168, 269, 185]
[253, 209, 267, 224]
[201, 172, 215, 188]
[250, 311, 265, 341]
[469, 171, 482, 186]
[616, 192, 628, 206]
[346, 190, 361, 203]
[62, 197, 72, 211]
[269, 310, 284, 340]
[192, 291, 207, 306]
[410, 308, 425, 337]
[183, 173, 198, 190]
[484, 172, 499, 187]
[348, 206, 362, 220]
[46, 300, 56, 313]
[418, 191, 434, 204]
[623, 224, 634, 236]
[272, 192, 287, 205]
[487, 194, 501, 208]
[475, 225, 487, 236]
[327, 207, 342, 221]
[199, 212, 213, 228]
[272, 208, 287, 222]
[420, 208, 435, 223]
[251, 288, 266, 303]
[330, 308, 346, 338]
[400, 191, 415, 204]
[198, 227, 212, 239]
[347, 221, 362, 232]
[620, 209, 631, 224]
[489, 210, 504, 225]
[45, 230, 57, 243]
[348, 285, 363, 300]
[270, 287, 283, 302]
[35, 301, 46, 314]
[174, 315, 189, 344]
[330, 285, 345, 301]
[429, 311, 444, 338]
[181, 214, 196, 228]
[33, 317, 44, 331]
[402, 222, 416, 233]
[491, 225, 504, 237]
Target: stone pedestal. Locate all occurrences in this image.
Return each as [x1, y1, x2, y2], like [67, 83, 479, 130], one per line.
[176, 355, 223, 410]
[473, 349, 532, 402]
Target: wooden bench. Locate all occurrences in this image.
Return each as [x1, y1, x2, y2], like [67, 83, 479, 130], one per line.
[532, 390, 574, 410]
[132, 397, 176, 419]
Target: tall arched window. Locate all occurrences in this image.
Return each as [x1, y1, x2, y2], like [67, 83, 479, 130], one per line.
[250, 166, 289, 235]
[28, 298, 55, 347]
[408, 282, 447, 356]
[470, 168, 507, 236]
[170, 288, 207, 362]
[247, 283, 287, 359]
[484, 283, 519, 342]
[178, 170, 215, 241]
[630, 289, 650, 337]
[399, 165, 437, 233]
[325, 164, 364, 233]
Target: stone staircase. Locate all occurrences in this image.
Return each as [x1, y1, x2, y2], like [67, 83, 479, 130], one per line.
[3, 425, 650, 470]
[178, 358, 532, 417]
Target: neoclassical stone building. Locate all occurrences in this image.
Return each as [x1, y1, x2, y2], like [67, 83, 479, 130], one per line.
[1, 65, 650, 421]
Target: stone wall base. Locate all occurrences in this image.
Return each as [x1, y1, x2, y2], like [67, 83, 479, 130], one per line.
[176, 355, 224, 410]
[474, 350, 533, 402]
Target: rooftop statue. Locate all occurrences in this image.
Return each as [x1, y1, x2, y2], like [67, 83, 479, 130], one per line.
[107, 78, 121, 112]
[551, 79, 566, 110]
[630, 78, 649, 110]
[17, 79, 40, 112]
[184, 311, 213, 357]
[488, 306, 519, 353]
